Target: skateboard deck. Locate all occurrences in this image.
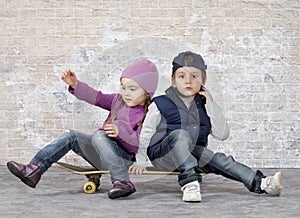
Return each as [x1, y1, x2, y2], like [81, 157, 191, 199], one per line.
[55, 162, 204, 194]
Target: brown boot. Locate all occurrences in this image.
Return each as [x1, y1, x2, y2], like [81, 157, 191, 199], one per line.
[7, 161, 42, 188]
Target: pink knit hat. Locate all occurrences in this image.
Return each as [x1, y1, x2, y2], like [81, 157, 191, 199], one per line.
[120, 59, 159, 98]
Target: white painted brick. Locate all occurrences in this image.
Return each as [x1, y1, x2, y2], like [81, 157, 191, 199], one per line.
[0, 0, 299, 169]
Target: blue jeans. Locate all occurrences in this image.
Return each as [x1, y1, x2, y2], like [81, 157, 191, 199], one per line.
[91, 131, 134, 182]
[148, 129, 263, 193]
[30, 130, 133, 183]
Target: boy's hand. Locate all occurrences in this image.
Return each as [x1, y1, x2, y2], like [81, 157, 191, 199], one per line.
[104, 124, 119, 138]
[128, 165, 147, 175]
[61, 70, 78, 89]
[199, 86, 213, 102]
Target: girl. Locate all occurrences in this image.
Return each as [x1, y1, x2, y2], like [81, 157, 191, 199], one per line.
[7, 59, 159, 199]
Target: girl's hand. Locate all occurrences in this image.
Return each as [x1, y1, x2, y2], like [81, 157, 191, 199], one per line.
[61, 70, 78, 89]
[128, 165, 147, 175]
[104, 124, 119, 138]
[199, 86, 213, 102]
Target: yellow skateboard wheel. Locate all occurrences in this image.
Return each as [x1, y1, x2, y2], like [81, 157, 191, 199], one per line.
[83, 181, 97, 194]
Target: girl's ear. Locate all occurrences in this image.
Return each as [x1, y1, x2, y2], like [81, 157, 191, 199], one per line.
[144, 92, 150, 102]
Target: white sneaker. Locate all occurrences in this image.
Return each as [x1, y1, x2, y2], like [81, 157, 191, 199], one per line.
[260, 172, 283, 196]
[181, 181, 201, 202]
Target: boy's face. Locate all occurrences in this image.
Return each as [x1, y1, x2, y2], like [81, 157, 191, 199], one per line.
[120, 77, 147, 107]
[172, 67, 204, 98]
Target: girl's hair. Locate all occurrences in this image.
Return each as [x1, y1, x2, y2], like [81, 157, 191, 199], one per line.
[105, 92, 151, 130]
[137, 93, 151, 128]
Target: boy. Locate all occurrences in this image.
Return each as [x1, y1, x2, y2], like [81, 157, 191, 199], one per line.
[130, 51, 283, 202]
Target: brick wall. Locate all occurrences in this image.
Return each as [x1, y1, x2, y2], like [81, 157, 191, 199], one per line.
[1, 0, 299, 167]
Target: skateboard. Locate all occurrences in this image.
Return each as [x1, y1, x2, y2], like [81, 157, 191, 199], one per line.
[55, 162, 204, 194]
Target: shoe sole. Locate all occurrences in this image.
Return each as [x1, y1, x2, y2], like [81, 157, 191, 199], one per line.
[7, 162, 36, 188]
[182, 193, 202, 202]
[274, 172, 283, 196]
[183, 197, 202, 202]
[108, 188, 136, 199]
[183, 199, 201, 203]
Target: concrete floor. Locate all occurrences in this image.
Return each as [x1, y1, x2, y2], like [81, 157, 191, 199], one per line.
[1, 166, 299, 218]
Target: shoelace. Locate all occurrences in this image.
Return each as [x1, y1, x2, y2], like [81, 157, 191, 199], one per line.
[265, 176, 275, 189]
[185, 184, 199, 192]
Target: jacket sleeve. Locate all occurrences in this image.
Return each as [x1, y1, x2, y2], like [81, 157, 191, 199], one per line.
[134, 103, 161, 167]
[68, 80, 114, 110]
[205, 100, 230, 141]
[113, 120, 141, 154]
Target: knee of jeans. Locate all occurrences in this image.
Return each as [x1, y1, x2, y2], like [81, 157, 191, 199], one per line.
[213, 152, 235, 167]
[175, 129, 193, 151]
[56, 129, 76, 142]
[64, 129, 80, 137]
[169, 129, 192, 145]
[91, 131, 107, 148]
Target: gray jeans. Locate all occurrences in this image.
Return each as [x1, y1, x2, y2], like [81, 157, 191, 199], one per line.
[31, 130, 133, 183]
[148, 129, 263, 193]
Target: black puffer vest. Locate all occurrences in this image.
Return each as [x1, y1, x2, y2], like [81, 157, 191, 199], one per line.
[148, 87, 211, 156]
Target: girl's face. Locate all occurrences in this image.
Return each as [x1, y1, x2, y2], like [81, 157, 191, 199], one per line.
[172, 66, 205, 99]
[120, 78, 147, 107]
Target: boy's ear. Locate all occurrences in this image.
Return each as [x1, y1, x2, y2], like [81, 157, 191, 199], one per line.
[171, 76, 176, 87]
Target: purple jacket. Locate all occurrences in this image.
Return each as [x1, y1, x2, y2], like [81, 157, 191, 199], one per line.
[69, 81, 144, 154]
